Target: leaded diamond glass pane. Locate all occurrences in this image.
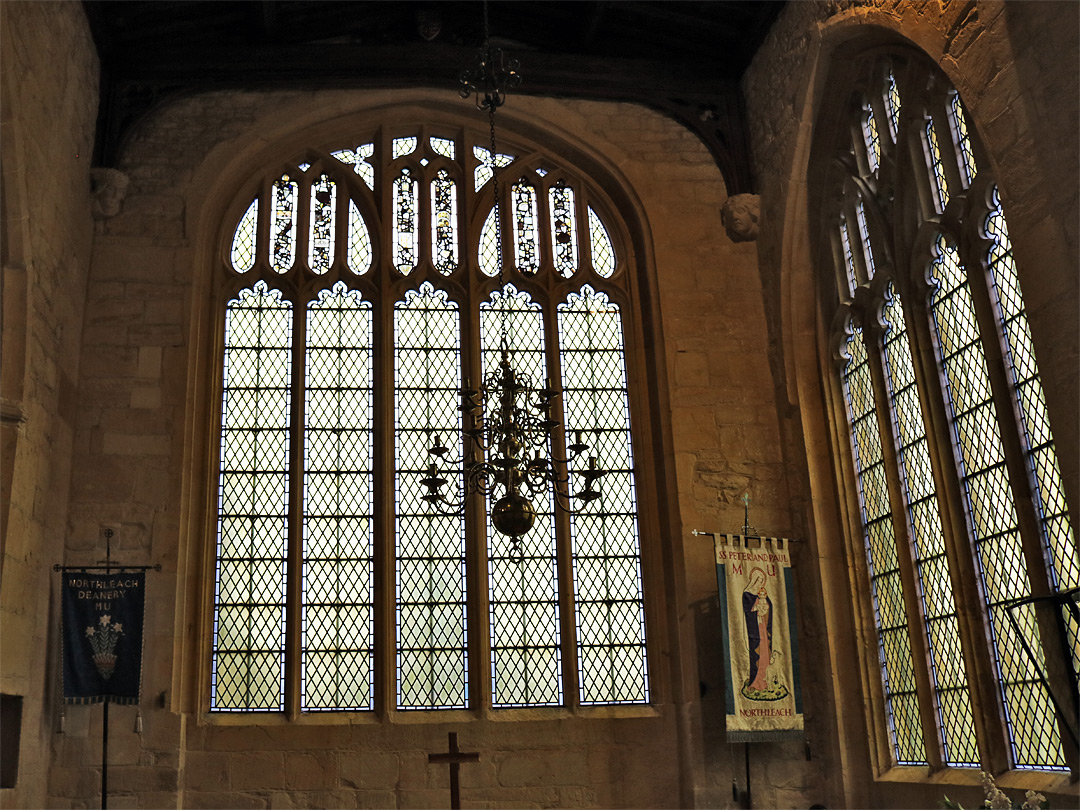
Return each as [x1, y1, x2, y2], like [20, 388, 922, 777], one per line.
[929, 236, 1067, 769]
[431, 170, 459, 276]
[950, 94, 977, 186]
[473, 146, 515, 191]
[347, 201, 372, 275]
[512, 180, 540, 275]
[331, 145, 375, 190]
[549, 183, 578, 278]
[231, 198, 258, 273]
[479, 208, 499, 277]
[271, 175, 298, 273]
[839, 218, 857, 295]
[587, 207, 615, 278]
[393, 169, 419, 275]
[559, 286, 648, 705]
[882, 291, 978, 765]
[392, 137, 417, 159]
[308, 174, 337, 275]
[394, 283, 467, 709]
[430, 137, 455, 160]
[843, 327, 926, 763]
[481, 285, 563, 706]
[885, 69, 901, 142]
[862, 101, 880, 173]
[925, 119, 949, 212]
[984, 189, 1077, 595]
[301, 283, 373, 710]
[856, 200, 876, 280]
[212, 282, 292, 711]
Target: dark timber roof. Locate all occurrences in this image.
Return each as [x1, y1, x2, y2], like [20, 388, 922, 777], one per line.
[83, 1, 785, 194]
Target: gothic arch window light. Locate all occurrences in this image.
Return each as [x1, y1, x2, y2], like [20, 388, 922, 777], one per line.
[211, 124, 649, 714]
[821, 54, 1077, 772]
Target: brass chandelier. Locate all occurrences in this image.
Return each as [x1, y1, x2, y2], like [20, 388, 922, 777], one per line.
[419, 6, 605, 556]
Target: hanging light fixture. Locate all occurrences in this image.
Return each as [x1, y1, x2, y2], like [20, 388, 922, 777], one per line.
[420, 3, 605, 558]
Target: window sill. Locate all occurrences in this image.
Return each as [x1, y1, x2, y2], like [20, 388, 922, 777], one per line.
[200, 702, 661, 726]
[875, 764, 1077, 797]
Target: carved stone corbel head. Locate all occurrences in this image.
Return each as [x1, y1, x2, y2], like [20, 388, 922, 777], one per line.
[720, 193, 760, 243]
[90, 168, 130, 221]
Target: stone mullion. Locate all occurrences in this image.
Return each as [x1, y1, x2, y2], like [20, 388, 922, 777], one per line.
[862, 319, 944, 770]
[543, 290, 579, 710]
[370, 279, 392, 717]
[461, 277, 489, 713]
[284, 297, 307, 720]
[375, 130, 397, 714]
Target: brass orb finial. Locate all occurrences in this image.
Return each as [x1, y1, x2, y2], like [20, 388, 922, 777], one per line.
[491, 492, 536, 538]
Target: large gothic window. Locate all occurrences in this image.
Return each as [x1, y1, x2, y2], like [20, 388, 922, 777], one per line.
[210, 125, 650, 713]
[822, 56, 1077, 772]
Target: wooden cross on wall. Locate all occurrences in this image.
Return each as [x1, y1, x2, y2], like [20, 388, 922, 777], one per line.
[427, 731, 480, 809]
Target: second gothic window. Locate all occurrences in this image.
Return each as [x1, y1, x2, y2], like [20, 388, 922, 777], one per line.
[211, 125, 650, 713]
[824, 54, 1077, 772]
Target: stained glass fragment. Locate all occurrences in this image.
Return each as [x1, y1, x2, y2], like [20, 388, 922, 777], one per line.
[549, 183, 578, 278]
[431, 170, 458, 275]
[512, 180, 540, 275]
[308, 174, 336, 275]
[393, 168, 419, 275]
[271, 175, 298, 273]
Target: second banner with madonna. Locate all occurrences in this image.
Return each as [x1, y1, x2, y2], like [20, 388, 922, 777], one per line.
[714, 534, 803, 742]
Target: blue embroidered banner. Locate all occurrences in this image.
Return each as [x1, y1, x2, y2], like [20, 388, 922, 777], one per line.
[61, 572, 145, 705]
[714, 535, 803, 742]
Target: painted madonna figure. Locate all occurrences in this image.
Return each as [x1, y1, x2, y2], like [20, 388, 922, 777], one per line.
[741, 567, 789, 701]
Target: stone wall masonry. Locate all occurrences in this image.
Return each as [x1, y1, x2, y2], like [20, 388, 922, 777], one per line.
[50, 74, 802, 807]
[0, 1, 99, 806]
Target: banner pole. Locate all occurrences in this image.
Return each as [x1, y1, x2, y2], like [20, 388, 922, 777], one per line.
[101, 699, 109, 810]
[101, 529, 113, 810]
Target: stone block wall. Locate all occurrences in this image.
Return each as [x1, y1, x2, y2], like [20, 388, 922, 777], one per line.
[0, 2, 99, 806]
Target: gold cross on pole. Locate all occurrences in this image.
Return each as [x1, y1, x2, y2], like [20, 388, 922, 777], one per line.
[428, 731, 480, 809]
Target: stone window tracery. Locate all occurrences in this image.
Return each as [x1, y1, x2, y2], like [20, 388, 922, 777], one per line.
[214, 124, 648, 714]
[822, 56, 1076, 773]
